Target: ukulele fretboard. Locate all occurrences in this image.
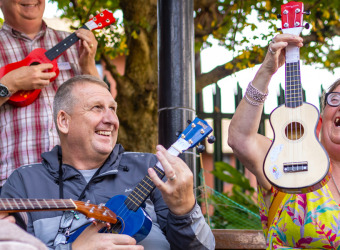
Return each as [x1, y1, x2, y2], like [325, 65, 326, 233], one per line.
[0, 198, 76, 212]
[124, 165, 164, 212]
[45, 25, 89, 61]
[285, 61, 303, 108]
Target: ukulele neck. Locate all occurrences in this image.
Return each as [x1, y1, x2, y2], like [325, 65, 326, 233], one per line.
[45, 24, 89, 61]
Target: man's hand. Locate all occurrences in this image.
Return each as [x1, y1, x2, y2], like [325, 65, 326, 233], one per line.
[148, 145, 196, 215]
[72, 222, 144, 250]
[0, 212, 16, 223]
[75, 29, 99, 77]
[1, 63, 56, 94]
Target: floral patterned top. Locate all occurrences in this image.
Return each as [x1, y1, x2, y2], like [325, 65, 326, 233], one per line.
[258, 184, 340, 249]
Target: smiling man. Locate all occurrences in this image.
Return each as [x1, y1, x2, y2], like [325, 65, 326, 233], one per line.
[0, 0, 99, 192]
[0, 75, 215, 250]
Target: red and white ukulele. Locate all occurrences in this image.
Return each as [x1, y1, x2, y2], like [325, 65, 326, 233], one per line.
[263, 1, 330, 194]
[1, 10, 115, 107]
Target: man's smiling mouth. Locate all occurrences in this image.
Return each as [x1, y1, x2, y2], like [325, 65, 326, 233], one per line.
[96, 131, 112, 136]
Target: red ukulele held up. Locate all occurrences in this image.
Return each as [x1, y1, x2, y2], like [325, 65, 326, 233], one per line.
[0, 10, 115, 107]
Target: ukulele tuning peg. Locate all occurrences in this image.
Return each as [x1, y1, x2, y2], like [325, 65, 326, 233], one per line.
[96, 10, 100, 15]
[89, 14, 94, 19]
[207, 135, 216, 144]
[98, 203, 104, 208]
[277, 14, 282, 19]
[303, 10, 311, 15]
[85, 200, 90, 206]
[277, 28, 282, 32]
[196, 144, 205, 153]
[304, 23, 310, 29]
[187, 120, 192, 124]
[110, 25, 115, 31]
[175, 131, 182, 137]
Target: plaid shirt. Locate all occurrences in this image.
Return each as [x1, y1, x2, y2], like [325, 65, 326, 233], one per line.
[0, 22, 82, 186]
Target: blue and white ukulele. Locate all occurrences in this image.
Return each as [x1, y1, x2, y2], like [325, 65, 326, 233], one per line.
[68, 117, 213, 243]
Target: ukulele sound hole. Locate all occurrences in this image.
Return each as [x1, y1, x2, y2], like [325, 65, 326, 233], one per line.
[285, 122, 304, 140]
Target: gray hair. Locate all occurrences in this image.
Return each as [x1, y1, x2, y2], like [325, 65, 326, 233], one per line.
[53, 75, 109, 132]
[321, 78, 340, 114]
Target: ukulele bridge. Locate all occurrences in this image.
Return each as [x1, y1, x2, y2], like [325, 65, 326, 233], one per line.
[283, 161, 308, 173]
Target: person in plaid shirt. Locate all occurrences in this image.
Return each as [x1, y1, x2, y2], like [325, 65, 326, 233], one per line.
[0, 0, 100, 190]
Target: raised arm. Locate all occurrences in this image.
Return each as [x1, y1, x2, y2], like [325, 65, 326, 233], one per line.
[228, 34, 303, 190]
[148, 145, 215, 249]
[75, 29, 100, 78]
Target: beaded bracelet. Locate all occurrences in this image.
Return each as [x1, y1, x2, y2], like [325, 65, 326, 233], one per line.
[244, 81, 268, 105]
[244, 94, 262, 106]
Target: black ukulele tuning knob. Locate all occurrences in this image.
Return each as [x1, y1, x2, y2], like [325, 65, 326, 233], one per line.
[175, 131, 182, 137]
[187, 120, 192, 124]
[303, 10, 311, 15]
[196, 144, 205, 153]
[208, 136, 216, 144]
[277, 14, 282, 19]
[304, 23, 310, 29]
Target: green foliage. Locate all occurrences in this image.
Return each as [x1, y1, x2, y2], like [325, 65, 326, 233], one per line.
[50, 0, 340, 88]
[200, 161, 262, 230]
[194, 0, 340, 72]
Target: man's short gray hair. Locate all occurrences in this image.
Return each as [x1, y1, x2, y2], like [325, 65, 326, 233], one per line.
[53, 75, 109, 132]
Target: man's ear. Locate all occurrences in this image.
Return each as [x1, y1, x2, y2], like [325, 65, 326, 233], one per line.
[57, 110, 70, 134]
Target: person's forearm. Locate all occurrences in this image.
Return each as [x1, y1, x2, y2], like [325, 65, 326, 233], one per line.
[166, 203, 215, 250]
[229, 62, 274, 139]
[81, 63, 100, 78]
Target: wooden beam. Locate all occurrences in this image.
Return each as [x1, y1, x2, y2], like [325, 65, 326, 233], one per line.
[213, 229, 266, 249]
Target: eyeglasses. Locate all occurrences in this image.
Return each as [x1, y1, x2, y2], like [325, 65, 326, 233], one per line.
[325, 92, 340, 107]
[53, 211, 75, 246]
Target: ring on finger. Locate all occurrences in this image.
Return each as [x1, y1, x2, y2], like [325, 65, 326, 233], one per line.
[168, 174, 176, 181]
[90, 43, 94, 48]
[268, 46, 276, 55]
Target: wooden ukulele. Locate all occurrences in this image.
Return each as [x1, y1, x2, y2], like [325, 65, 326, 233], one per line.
[67, 117, 213, 243]
[263, 1, 330, 193]
[0, 198, 117, 224]
[1, 10, 115, 107]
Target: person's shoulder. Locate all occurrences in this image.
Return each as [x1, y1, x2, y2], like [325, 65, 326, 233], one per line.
[13, 163, 45, 174]
[121, 152, 157, 167]
[4, 163, 45, 185]
[122, 151, 156, 159]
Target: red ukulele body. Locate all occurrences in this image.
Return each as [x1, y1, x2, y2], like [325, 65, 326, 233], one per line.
[0, 48, 59, 107]
[1, 10, 115, 107]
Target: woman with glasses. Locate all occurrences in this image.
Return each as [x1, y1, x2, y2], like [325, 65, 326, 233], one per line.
[228, 33, 340, 249]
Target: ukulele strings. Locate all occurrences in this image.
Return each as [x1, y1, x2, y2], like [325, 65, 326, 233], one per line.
[104, 162, 165, 234]
[103, 125, 199, 235]
[296, 60, 303, 171]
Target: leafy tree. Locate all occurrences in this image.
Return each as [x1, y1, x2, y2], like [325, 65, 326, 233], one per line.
[50, 0, 340, 152]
